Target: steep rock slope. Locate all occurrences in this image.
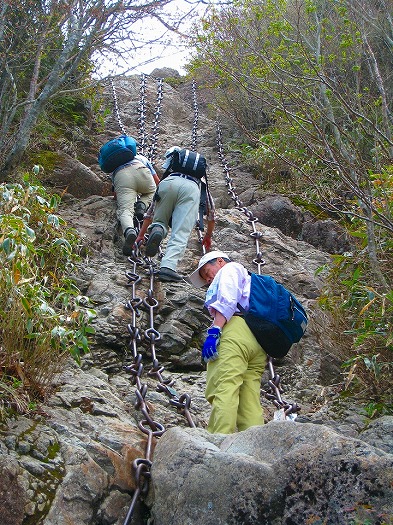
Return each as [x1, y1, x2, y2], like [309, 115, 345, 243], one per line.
[1, 73, 391, 525]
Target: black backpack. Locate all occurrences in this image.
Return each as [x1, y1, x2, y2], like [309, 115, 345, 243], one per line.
[170, 149, 207, 179]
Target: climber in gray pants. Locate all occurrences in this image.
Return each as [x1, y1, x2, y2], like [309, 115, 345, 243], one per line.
[136, 147, 215, 282]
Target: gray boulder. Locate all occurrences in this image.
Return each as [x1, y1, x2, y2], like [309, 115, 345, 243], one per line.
[148, 422, 393, 525]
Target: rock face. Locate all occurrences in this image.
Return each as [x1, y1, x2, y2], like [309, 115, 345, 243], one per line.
[41, 152, 111, 199]
[148, 423, 393, 525]
[1, 73, 391, 525]
[251, 195, 352, 253]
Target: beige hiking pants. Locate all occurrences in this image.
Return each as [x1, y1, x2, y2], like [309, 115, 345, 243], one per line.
[114, 163, 156, 234]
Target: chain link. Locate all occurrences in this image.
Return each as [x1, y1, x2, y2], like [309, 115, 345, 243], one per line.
[191, 80, 199, 151]
[138, 73, 147, 155]
[118, 79, 300, 523]
[137, 73, 164, 162]
[109, 74, 163, 162]
[190, 80, 207, 251]
[147, 77, 163, 164]
[263, 358, 300, 419]
[122, 249, 196, 524]
[110, 78, 128, 135]
[216, 121, 266, 274]
[215, 120, 300, 418]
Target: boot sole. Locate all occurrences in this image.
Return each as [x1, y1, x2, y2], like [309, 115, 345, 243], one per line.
[123, 230, 137, 255]
[158, 271, 183, 282]
[145, 230, 163, 257]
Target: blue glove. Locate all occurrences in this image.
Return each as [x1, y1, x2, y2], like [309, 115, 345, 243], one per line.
[202, 326, 221, 363]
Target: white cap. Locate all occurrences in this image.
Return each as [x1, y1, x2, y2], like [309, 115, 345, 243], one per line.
[162, 146, 181, 169]
[188, 250, 230, 288]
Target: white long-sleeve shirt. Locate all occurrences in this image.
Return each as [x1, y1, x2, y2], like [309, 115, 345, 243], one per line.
[204, 262, 251, 321]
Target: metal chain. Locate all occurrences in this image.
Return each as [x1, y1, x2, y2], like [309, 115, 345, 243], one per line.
[122, 250, 196, 524]
[190, 80, 207, 252]
[216, 121, 266, 274]
[215, 120, 300, 419]
[138, 73, 164, 162]
[147, 77, 164, 164]
[110, 78, 128, 135]
[264, 358, 300, 420]
[110, 74, 163, 160]
[138, 74, 147, 155]
[191, 80, 199, 151]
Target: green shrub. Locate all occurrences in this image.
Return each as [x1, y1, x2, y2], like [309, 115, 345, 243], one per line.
[0, 180, 96, 420]
[318, 252, 393, 415]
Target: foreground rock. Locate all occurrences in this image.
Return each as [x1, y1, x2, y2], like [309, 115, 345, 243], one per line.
[148, 422, 393, 525]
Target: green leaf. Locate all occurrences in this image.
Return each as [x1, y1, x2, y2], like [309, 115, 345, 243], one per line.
[21, 297, 32, 315]
[1, 238, 11, 254]
[25, 226, 36, 239]
[47, 214, 60, 227]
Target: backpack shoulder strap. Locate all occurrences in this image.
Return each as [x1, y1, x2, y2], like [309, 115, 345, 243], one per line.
[160, 168, 172, 182]
[236, 269, 253, 313]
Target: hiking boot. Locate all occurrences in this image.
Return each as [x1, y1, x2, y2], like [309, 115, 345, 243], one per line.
[134, 200, 147, 221]
[145, 225, 164, 257]
[158, 267, 183, 282]
[122, 227, 137, 255]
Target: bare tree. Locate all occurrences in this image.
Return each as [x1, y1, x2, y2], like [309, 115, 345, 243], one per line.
[0, 0, 203, 179]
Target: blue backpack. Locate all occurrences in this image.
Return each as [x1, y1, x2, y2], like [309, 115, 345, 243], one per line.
[98, 135, 137, 173]
[238, 273, 308, 358]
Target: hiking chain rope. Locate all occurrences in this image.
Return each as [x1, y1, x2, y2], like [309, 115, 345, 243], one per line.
[147, 77, 163, 163]
[110, 78, 127, 135]
[189, 81, 207, 251]
[191, 80, 199, 151]
[137, 73, 147, 154]
[121, 81, 198, 524]
[215, 120, 300, 420]
[137, 73, 164, 163]
[122, 253, 197, 525]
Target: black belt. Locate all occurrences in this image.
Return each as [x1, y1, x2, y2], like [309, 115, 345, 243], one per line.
[169, 173, 200, 185]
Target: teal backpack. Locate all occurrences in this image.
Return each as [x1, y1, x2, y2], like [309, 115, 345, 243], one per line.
[98, 135, 137, 173]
